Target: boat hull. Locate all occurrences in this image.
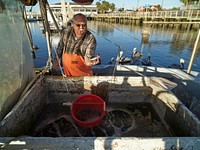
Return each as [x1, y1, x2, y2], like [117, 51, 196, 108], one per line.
[0, 75, 200, 149]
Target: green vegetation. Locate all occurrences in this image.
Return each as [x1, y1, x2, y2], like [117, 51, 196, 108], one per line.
[180, 0, 199, 5]
[95, 0, 199, 13]
[96, 0, 115, 13]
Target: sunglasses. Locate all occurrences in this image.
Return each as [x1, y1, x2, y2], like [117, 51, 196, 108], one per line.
[73, 21, 86, 28]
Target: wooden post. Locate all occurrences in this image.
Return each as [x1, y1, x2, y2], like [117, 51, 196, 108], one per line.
[187, 29, 200, 74]
[61, 0, 67, 26]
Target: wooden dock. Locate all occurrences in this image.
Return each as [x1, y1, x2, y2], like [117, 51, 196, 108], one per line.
[88, 10, 200, 30]
[32, 10, 200, 31]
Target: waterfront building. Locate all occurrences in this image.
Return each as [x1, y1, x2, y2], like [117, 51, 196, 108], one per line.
[49, 2, 97, 17]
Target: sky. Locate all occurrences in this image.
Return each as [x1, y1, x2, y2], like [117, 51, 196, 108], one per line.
[94, 0, 183, 9]
[30, 0, 184, 12]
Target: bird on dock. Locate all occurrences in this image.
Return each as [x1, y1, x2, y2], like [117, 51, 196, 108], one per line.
[116, 50, 123, 63]
[130, 48, 142, 65]
[108, 57, 115, 64]
[113, 50, 131, 65]
[168, 58, 185, 69]
[132, 48, 142, 59]
[119, 57, 131, 64]
[141, 56, 151, 66]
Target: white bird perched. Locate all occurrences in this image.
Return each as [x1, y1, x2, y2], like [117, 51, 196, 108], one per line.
[168, 58, 185, 69]
[108, 57, 115, 64]
[116, 50, 123, 64]
[120, 57, 131, 64]
[141, 56, 151, 66]
[132, 48, 142, 59]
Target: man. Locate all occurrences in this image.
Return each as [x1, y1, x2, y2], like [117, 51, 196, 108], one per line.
[53, 13, 99, 76]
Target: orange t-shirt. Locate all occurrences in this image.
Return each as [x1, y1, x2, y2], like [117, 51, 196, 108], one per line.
[62, 53, 93, 76]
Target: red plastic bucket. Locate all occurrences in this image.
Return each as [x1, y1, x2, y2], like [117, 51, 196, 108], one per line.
[70, 94, 106, 127]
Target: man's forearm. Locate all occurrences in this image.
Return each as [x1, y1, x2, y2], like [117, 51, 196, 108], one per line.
[56, 41, 64, 59]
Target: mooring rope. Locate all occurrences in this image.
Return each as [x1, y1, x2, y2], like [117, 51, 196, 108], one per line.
[52, 44, 66, 77]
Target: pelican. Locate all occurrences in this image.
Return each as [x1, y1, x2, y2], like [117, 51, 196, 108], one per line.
[120, 57, 131, 64]
[108, 57, 115, 64]
[114, 50, 131, 64]
[132, 48, 142, 59]
[168, 58, 185, 69]
[116, 50, 123, 64]
[141, 56, 151, 66]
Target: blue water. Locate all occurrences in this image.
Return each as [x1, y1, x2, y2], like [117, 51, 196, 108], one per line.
[30, 21, 200, 72]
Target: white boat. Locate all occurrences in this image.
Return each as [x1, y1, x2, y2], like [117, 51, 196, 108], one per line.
[0, 0, 200, 149]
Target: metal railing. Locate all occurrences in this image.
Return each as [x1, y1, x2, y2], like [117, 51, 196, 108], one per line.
[30, 10, 200, 21]
[90, 10, 200, 21]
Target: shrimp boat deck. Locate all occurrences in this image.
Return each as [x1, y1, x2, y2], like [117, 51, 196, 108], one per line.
[0, 73, 200, 149]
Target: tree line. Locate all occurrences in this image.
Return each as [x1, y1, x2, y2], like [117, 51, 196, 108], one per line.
[95, 0, 200, 13]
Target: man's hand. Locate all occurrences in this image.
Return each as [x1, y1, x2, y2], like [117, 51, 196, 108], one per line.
[85, 54, 101, 66]
[90, 55, 100, 65]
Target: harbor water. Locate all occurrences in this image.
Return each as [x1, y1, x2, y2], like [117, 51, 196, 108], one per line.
[30, 21, 200, 72]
